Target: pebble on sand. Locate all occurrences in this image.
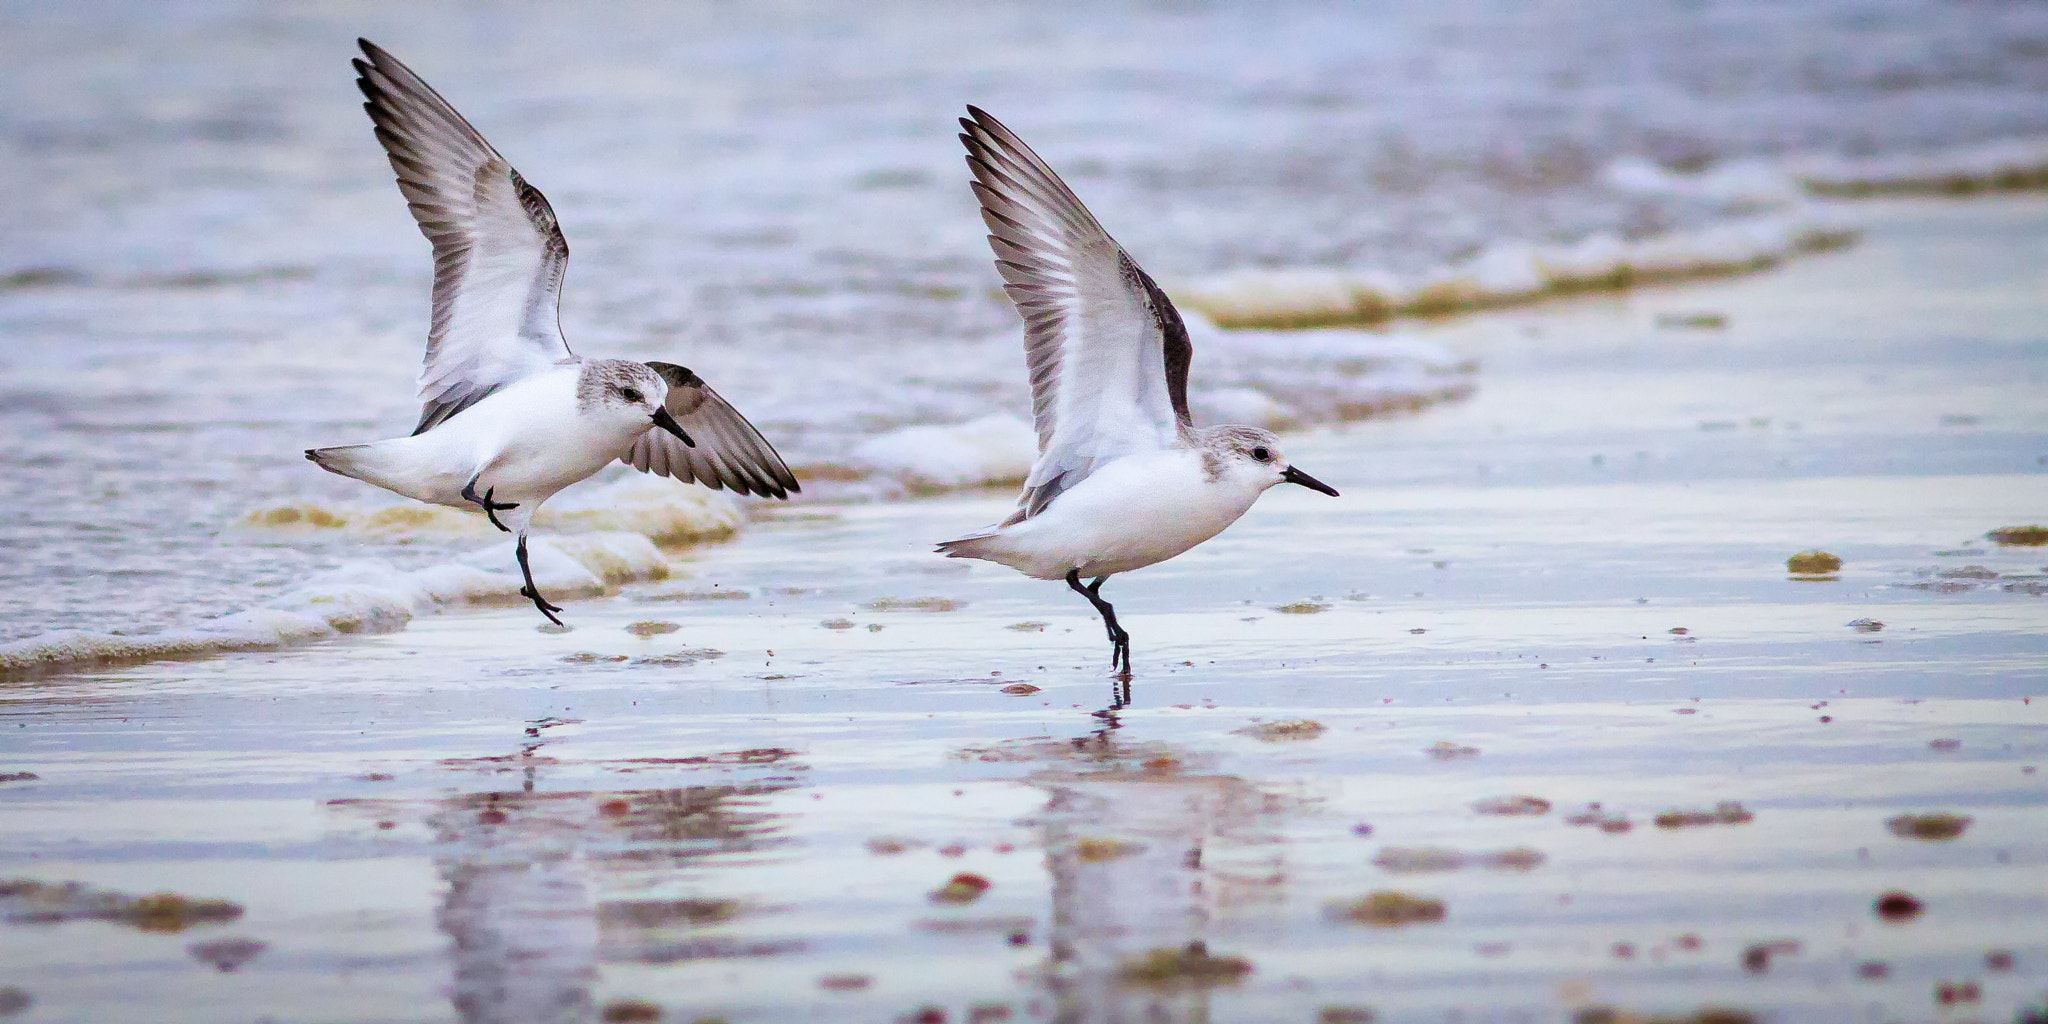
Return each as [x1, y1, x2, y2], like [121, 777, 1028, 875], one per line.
[600, 1000, 662, 1023]
[188, 937, 267, 973]
[1874, 890, 1924, 922]
[1235, 719, 1327, 742]
[1471, 795, 1552, 816]
[1886, 812, 1971, 840]
[930, 873, 992, 905]
[1319, 1007, 1376, 1024]
[1936, 980, 1981, 1005]
[1654, 802, 1753, 829]
[1574, 1008, 1753, 1024]
[1741, 939, 1800, 974]
[863, 597, 964, 612]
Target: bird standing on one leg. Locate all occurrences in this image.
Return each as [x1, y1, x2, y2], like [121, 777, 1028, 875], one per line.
[937, 106, 1339, 680]
[307, 41, 798, 625]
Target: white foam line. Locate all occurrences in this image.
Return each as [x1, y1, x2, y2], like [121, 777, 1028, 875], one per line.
[1790, 135, 2048, 196]
[1177, 207, 1860, 329]
[0, 530, 678, 681]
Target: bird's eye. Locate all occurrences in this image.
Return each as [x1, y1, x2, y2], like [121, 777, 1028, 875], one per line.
[620, 387, 644, 404]
[1251, 446, 1272, 462]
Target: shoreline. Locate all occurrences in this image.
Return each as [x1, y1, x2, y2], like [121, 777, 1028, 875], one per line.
[1, 185, 2044, 1023]
[3, 189, 2044, 682]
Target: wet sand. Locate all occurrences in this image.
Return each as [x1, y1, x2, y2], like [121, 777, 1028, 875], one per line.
[1, 198, 2045, 1023]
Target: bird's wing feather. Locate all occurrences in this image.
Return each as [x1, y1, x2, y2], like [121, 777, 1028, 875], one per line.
[624, 362, 800, 499]
[355, 39, 575, 435]
[959, 106, 1193, 521]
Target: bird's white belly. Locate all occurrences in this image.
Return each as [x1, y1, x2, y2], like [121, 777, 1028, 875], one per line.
[997, 450, 1262, 579]
[404, 372, 645, 509]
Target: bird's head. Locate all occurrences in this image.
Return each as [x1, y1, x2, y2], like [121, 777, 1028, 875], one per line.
[578, 359, 692, 445]
[1202, 425, 1339, 497]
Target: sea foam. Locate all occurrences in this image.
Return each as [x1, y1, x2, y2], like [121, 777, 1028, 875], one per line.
[240, 475, 743, 545]
[1178, 206, 1858, 329]
[0, 531, 673, 680]
[1791, 136, 2048, 197]
[851, 415, 1039, 492]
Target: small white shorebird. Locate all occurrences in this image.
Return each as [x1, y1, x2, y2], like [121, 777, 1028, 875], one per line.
[938, 107, 1339, 679]
[308, 40, 798, 625]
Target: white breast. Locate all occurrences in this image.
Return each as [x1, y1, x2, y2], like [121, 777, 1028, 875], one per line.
[385, 366, 646, 509]
[987, 448, 1266, 579]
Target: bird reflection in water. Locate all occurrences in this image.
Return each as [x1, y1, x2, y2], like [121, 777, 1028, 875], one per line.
[1010, 707, 1299, 1022]
[327, 723, 805, 1024]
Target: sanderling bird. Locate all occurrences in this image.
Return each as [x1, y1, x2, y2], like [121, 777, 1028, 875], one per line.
[938, 106, 1339, 679]
[308, 40, 798, 625]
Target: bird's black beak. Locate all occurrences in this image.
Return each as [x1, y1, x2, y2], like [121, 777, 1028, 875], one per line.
[1282, 465, 1339, 496]
[651, 407, 695, 448]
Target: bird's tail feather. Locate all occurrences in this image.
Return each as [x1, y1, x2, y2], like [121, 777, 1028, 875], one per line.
[306, 441, 418, 496]
[935, 529, 1002, 560]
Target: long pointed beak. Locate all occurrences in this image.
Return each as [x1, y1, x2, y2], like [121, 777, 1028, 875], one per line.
[651, 407, 695, 448]
[1282, 465, 1339, 496]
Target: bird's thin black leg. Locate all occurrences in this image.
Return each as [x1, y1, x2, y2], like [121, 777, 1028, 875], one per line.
[1089, 576, 1133, 680]
[515, 533, 564, 626]
[461, 475, 518, 533]
[1067, 570, 1132, 680]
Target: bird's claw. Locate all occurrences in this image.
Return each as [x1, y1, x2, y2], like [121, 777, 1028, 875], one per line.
[462, 480, 520, 533]
[480, 488, 519, 532]
[1109, 630, 1132, 679]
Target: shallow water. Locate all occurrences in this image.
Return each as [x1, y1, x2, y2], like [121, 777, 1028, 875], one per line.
[2, 198, 2045, 1022]
[7, 0, 2048, 640]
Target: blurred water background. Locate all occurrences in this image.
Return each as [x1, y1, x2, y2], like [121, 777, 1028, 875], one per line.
[3, 5, 2048, 1022]
[4, 0, 2048, 649]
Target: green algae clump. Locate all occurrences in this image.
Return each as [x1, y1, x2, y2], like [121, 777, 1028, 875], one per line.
[1116, 941, 1252, 989]
[1073, 838, 1144, 862]
[1326, 891, 1447, 927]
[1573, 1007, 1756, 1024]
[1787, 550, 1842, 575]
[1276, 601, 1331, 614]
[1989, 525, 2048, 546]
[125, 892, 245, 933]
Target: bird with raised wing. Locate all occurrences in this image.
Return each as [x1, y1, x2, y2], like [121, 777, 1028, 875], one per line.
[308, 40, 798, 625]
[938, 106, 1339, 680]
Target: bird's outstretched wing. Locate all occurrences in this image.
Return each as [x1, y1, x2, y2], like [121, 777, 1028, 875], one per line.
[355, 39, 575, 435]
[959, 106, 1193, 522]
[624, 362, 800, 499]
